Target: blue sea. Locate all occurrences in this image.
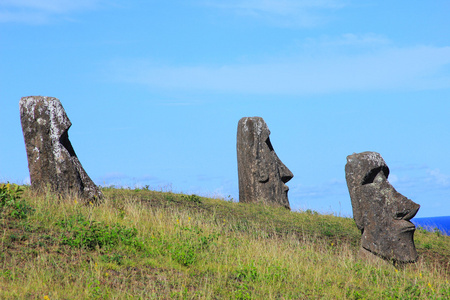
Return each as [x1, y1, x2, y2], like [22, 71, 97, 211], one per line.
[412, 216, 450, 235]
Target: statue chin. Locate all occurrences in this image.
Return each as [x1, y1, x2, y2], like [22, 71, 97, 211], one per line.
[360, 230, 418, 264]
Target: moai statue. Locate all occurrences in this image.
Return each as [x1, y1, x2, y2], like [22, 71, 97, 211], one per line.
[237, 117, 293, 209]
[345, 151, 420, 264]
[20, 96, 102, 201]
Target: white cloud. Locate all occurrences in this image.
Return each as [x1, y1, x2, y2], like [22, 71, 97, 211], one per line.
[289, 178, 348, 200]
[107, 44, 450, 95]
[303, 33, 391, 48]
[288, 179, 352, 216]
[95, 172, 170, 189]
[0, 0, 101, 24]
[0, 11, 46, 23]
[204, 0, 346, 28]
[0, 0, 99, 13]
[388, 174, 398, 184]
[427, 169, 450, 186]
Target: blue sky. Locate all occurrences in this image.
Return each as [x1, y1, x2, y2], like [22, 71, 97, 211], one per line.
[1, 1, 450, 217]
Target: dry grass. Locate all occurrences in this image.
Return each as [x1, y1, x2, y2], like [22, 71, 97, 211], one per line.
[0, 185, 449, 299]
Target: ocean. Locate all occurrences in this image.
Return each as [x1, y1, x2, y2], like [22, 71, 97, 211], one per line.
[412, 216, 450, 235]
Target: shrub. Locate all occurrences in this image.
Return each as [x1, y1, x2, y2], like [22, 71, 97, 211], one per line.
[168, 224, 218, 266]
[57, 213, 142, 250]
[0, 183, 34, 219]
[182, 194, 202, 204]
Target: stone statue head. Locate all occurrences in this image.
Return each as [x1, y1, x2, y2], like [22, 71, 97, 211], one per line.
[20, 96, 102, 201]
[237, 117, 293, 209]
[345, 151, 420, 263]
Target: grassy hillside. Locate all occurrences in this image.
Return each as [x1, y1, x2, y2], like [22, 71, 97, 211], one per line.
[1, 183, 450, 299]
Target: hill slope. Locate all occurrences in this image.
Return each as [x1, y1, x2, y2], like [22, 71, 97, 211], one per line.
[1, 185, 449, 299]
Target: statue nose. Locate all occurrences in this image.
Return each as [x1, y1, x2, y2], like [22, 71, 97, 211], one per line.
[278, 162, 293, 183]
[394, 193, 420, 221]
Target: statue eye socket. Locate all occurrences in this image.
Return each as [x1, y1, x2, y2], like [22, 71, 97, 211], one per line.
[59, 130, 76, 157]
[362, 166, 389, 185]
[265, 138, 274, 151]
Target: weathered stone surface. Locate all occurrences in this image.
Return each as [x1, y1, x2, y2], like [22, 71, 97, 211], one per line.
[345, 151, 420, 264]
[237, 117, 293, 209]
[20, 96, 102, 201]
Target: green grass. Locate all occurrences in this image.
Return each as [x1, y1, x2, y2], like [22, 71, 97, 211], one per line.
[1, 184, 450, 299]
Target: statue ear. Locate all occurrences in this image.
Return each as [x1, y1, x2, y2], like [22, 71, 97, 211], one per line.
[256, 159, 269, 182]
